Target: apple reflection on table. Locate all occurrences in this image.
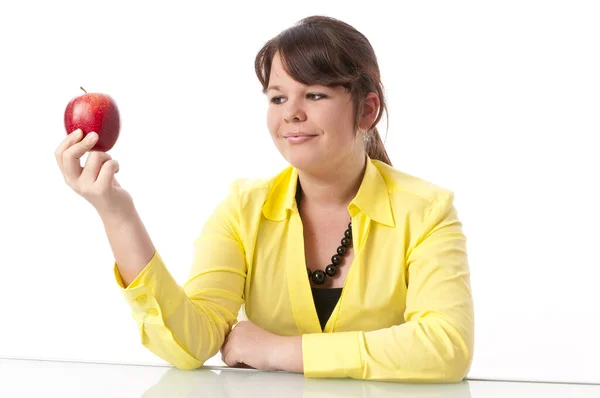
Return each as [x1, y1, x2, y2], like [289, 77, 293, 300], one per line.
[141, 366, 472, 398]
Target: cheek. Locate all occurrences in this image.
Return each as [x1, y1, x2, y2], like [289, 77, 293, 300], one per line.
[321, 105, 354, 135]
[266, 107, 279, 135]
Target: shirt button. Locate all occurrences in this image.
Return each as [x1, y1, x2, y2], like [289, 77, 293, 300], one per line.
[147, 308, 158, 316]
[135, 294, 147, 305]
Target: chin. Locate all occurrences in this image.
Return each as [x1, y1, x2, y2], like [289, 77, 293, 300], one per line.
[281, 151, 324, 173]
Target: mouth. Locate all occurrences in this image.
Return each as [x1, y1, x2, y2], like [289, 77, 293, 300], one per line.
[283, 132, 318, 138]
[284, 134, 318, 144]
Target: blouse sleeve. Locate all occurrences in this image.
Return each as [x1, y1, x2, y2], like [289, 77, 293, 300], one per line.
[114, 181, 247, 369]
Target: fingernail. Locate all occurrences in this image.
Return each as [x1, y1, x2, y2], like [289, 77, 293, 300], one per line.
[86, 132, 97, 141]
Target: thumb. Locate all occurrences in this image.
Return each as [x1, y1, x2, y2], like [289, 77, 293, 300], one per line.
[97, 159, 119, 188]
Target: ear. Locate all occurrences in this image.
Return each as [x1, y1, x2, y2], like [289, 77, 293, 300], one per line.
[359, 92, 380, 130]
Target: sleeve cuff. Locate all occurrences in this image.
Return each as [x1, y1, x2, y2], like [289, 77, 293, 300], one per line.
[113, 250, 161, 290]
[302, 331, 363, 378]
[112, 251, 180, 325]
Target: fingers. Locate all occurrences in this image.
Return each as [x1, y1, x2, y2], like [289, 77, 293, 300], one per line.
[220, 339, 230, 364]
[221, 332, 235, 366]
[81, 151, 112, 184]
[96, 158, 119, 188]
[55, 129, 83, 172]
[232, 363, 253, 369]
[223, 350, 237, 367]
[62, 131, 99, 183]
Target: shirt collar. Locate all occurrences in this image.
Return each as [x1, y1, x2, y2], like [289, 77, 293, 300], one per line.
[261, 166, 299, 221]
[261, 156, 395, 227]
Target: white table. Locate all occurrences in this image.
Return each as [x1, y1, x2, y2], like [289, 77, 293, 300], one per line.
[1, 357, 598, 397]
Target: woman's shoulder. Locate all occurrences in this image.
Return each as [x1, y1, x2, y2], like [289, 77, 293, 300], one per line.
[224, 165, 295, 205]
[373, 160, 455, 208]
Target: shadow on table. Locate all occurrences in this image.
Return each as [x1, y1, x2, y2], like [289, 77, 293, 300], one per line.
[142, 366, 473, 398]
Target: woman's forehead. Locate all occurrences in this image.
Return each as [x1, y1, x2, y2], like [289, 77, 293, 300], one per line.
[269, 53, 287, 78]
[267, 52, 349, 96]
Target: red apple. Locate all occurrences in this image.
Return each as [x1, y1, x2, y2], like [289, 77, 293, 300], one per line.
[64, 87, 120, 152]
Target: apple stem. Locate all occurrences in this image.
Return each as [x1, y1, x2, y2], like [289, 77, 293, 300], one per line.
[80, 87, 87, 94]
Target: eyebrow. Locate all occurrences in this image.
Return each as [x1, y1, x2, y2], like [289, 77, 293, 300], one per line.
[264, 85, 281, 94]
[264, 84, 334, 95]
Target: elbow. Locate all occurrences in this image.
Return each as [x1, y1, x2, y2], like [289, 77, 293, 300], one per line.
[141, 339, 206, 371]
[431, 323, 474, 383]
[170, 361, 204, 371]
[414, 340, 472, 383]
[441, 352, 472, 383]
[139, 330, 210, 372]
[412, 317, 474, 383]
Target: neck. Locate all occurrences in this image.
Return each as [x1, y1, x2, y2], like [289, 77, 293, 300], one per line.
[297, 152, 367, 209]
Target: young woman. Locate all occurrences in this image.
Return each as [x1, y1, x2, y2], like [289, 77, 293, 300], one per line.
[55, 15, 474, 382]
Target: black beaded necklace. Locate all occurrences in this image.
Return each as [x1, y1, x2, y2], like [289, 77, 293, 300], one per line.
[295, 180, 353, 286]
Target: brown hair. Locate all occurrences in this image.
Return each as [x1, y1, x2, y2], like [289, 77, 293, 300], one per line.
[254, 15, 392, 166]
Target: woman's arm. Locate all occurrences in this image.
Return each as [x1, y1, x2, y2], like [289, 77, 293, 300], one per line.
[113, 182, 247, 370]
[100, 205, 156, 287]
[299, 192, 474, 382]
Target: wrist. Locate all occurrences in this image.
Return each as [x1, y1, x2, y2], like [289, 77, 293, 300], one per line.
[271, 335, 303, 373]
[97, 202, 138, 227]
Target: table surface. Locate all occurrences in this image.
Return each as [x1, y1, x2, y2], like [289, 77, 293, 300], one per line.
[1, 357, 599, 398]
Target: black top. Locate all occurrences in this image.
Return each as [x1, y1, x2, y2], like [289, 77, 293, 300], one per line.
[311, 287, 343, 330]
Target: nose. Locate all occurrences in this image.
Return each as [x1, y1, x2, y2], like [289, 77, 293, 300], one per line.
[283, 100, 306, 122]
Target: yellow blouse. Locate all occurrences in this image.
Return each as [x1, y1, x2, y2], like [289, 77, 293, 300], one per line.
[114, 157, 474, 382]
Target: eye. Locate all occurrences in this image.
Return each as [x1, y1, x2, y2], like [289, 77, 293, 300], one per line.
[307, 93, 326, 100]
[269, 93, 327, 104]
[270, 96, 285, 104]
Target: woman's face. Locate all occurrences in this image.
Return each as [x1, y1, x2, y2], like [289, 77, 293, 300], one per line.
[266, 52, 363, 174]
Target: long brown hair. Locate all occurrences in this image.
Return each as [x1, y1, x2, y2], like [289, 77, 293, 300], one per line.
[254, 15, 392, 166]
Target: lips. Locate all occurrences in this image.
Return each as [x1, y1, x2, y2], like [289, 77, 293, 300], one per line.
[283, 132, 318, 138]
[285, 135, 317, 144]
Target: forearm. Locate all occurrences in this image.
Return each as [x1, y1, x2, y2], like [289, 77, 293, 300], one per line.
[99, 204, 156, 287]
[301, 315, 472, 382]
[111, 237, 245, 370]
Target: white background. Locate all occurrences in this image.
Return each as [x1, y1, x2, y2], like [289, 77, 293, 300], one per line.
[0, 0, 598, 385]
